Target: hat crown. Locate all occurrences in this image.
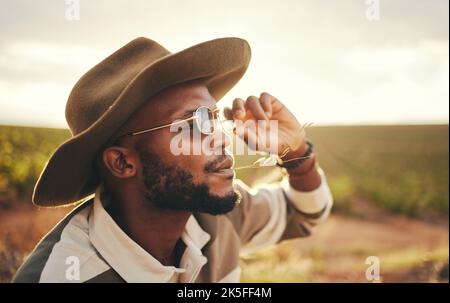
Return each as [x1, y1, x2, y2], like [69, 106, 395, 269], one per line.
[65, 37, 170, 135]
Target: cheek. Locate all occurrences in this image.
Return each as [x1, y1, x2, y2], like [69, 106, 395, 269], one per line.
[143, 133, 221, 185]
[151, 132, 173, 151]
[155, 146, 208, 183]
[177, 155, 208, 182]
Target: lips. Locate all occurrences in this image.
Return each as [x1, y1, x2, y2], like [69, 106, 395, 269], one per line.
[213, 156, 234, 172]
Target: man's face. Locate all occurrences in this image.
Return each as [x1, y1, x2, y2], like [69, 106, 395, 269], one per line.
[113, 80, 240, 215]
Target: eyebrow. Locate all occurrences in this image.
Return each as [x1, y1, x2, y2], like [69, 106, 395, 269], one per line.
[174, 107, 219, 120]
[178, 109, 197, 119]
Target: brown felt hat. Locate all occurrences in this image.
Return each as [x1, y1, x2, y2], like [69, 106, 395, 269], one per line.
[33, 37, 251, 207]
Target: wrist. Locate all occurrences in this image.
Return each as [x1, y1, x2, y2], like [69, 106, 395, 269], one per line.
[277, 140, 313, 170]
[283, 140, 308, 160]
[288, 153, 316, 176]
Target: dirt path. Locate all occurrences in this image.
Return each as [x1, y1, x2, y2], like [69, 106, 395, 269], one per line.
[289, 211, 449, 282]
[1, 203, 448, 282]
[298, 214, 448, 251]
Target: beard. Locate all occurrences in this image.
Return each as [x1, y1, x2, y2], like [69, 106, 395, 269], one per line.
[138, 148, 240, 215]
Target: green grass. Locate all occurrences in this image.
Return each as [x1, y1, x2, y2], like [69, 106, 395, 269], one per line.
[0, 125, 70, 201]
[307, 125, 449, 218]
[0, 124, 448, 218]
[235, 124, 449, 219]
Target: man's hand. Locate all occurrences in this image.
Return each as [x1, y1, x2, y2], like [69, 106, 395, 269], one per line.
[224, 92, 306, 155]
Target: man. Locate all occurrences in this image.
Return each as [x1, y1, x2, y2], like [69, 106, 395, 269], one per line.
[13, 37, 333, 283]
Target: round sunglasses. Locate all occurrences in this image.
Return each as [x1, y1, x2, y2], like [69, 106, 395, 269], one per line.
[115, 106, 227, 141]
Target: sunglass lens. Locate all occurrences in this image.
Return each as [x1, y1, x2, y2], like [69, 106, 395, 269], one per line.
[196, 107, 215, 134]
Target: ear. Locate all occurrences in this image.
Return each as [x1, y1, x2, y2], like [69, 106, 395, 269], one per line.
[102, 146, 137, 179]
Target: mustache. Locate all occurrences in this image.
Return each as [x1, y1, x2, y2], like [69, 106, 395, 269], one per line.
[204, 155, 228, 173]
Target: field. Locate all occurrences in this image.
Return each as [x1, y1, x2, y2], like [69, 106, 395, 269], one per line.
[236, 125, 449, 219]
[0, 124, 448, 282]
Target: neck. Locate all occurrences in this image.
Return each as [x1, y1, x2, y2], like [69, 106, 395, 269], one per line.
[108, 190, 191, 267]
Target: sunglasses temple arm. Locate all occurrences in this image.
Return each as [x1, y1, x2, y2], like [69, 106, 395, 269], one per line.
[130, 117, 198, 136]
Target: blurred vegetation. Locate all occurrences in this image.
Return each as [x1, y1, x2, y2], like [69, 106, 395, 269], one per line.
[0, 125, 70, 203]
[235, 125, 449, 219]
[310, 125, 449, 218]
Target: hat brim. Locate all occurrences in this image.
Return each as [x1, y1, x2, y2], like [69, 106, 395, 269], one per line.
[33, 37, 251, 207]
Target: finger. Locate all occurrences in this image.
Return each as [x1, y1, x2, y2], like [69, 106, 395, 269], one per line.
[243, 127, 259, 151]
[223, 107, 233, 120]
[232, 98, 246, 119]
[245, 96, 268, 121]
[259, 92, 273, 118]
[235, 120, 259, 150]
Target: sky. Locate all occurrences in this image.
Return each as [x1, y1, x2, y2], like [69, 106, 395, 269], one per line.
[0, 0, 448, 128]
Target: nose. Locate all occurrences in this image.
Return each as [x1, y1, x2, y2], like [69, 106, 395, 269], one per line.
[209, 124, 231, 151]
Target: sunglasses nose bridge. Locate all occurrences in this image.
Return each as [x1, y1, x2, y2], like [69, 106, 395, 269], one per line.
[194, 107, 217, 135]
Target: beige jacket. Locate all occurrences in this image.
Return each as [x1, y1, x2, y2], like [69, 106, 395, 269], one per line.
[13, 168, 333, 283]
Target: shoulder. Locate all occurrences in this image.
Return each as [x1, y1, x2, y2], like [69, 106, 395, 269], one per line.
[13, 199, 110, 283]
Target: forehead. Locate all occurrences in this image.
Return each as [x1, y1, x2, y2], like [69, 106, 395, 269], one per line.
[142, 81, 215, 118]
[126, 80, 217, 130]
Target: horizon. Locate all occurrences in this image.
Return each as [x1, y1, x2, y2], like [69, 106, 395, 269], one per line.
[1, 121, 448, 132]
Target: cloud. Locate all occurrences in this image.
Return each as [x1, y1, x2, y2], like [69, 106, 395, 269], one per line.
[0, 0, 448, 127]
